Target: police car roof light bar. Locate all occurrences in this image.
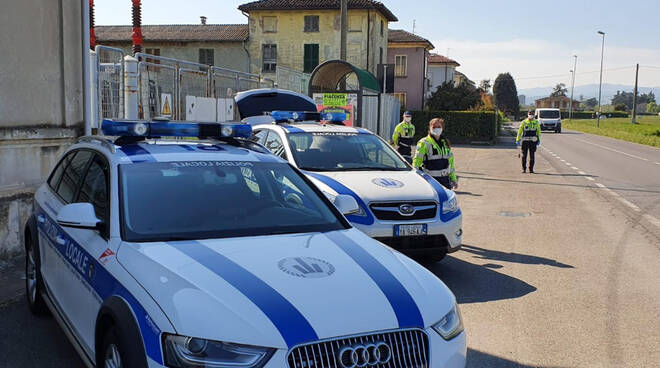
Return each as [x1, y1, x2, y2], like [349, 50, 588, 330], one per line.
[270, 111, 347, 124]
[101, 119, 252, 140]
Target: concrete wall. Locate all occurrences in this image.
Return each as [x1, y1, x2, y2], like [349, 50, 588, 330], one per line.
[388, 47, 429, 111]
[0, 0, 84, 258]
[428, 64, 456, 93]
[246, 9, 389, 76]
[100, 41, 250, 72]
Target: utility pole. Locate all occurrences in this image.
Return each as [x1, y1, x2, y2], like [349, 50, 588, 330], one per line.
[596, 31, 605, 128]
[412, 19, 416, 34]
[340, 0, 347, 61]
[569, 55, 577, 120]
[632, 63, 639, 124]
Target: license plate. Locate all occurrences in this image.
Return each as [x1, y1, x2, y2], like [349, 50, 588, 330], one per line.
[394, 224, 428, 237]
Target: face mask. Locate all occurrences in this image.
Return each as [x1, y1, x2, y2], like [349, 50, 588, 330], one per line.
[432, 128, 443, 136]
[404, 117, 412, 123]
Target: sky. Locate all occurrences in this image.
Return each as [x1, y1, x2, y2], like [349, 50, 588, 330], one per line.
[95, 0, 660, 90]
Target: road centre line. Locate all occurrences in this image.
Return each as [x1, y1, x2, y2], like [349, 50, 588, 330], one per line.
[573, 137, 651, 162]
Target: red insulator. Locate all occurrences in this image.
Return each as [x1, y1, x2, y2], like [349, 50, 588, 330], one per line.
[131, 0, 143, 54]
[89, 0, 96, 49]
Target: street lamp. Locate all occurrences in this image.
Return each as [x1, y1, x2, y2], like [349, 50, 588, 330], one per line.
[597, 31, 605, 128]
[569, 55, 577, 120]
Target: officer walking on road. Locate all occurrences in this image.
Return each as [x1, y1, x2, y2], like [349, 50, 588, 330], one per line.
[413, 118, 458, 190]
[516, 110, 541, 173]
[392, 111, 416, 158]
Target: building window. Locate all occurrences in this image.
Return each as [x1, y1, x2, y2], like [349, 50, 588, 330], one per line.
[380, 20, 384, 36]
[145, 48, 161, 66]
[304, 15, 319, 32]
[198, 48, 214, 66]
[349, 15, 361, 32]
[379, 47, 383, 65]
[263, 16, 277, 33]
[395, 55, 407, 77]
[394, 93, 407, 108]
[304, 44, 319, 73]
[262, 44, 277, 72]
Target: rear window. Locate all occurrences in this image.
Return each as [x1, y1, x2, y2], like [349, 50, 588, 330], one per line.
[119, 161, 346, 242]
[539, 110, 560, 119]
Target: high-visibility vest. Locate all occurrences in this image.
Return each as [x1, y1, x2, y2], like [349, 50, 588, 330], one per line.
[415, 136, 455, 179]
[521, 119, 539, 142]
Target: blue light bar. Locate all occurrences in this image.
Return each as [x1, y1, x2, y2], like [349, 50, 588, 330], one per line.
[101, 119, 252, 139]
[270, 111, 347, 123]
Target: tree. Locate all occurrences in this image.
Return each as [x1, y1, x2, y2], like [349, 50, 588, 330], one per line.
[427, 81, 481, 111]
[584, 98, 598, 109]
[478, 79, 492, 94]
[614, 103, 627, 112]
[647, 101, 660, 114]
[493, 73, 520, 117]
[550, 83, 568, 97]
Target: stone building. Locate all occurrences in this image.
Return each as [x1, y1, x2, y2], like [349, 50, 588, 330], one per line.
[95, 23, 251, 72]
[535, 96, 581, 110]
[238, 0, 397, 76]
[0, 0, 87, 258]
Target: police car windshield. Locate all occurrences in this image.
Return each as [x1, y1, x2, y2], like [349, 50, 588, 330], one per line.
[539, 110, 560, 119]
[288, 132, 409, 172]
[119, 161, 346, 242]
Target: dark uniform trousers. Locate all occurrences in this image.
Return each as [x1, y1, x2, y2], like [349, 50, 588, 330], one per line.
[521, 141, 537, 170]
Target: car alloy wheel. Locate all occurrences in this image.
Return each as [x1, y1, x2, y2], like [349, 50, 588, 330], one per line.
[104, 344, 122, 368]
[26, 248, 37, 304]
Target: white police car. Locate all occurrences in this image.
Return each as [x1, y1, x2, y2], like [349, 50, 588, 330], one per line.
[251, 111, 463, 263]
[24, 119, 466, 367]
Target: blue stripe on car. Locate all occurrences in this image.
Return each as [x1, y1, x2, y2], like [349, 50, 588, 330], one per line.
[118, 145, 157, 163]
[325, 231, 424, 328]
[419, 172, 461, 222]
[303, 172, 375, 225]
[168, 240, 319, 348]
[35, 204, 163, 364]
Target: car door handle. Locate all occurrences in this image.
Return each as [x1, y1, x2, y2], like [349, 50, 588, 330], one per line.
[37, 215, 45, 224]
[55, 235, 66, 246]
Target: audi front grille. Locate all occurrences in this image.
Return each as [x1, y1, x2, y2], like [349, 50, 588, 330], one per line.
[287, 329, 429, 368]
[369, 202, 437, 221]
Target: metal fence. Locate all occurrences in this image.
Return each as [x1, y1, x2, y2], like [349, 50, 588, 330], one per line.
[276, 66, 310, 95]
[95, 46, 125, 123]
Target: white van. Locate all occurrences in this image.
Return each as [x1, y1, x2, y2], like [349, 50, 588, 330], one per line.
[535, 108, 562, 133]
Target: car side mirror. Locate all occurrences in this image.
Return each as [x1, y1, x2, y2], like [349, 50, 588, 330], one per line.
[334, 194, 360, 215]
[57, 203, 101, 229]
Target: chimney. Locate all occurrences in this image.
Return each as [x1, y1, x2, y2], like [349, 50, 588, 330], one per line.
[200, 16, 207, 25]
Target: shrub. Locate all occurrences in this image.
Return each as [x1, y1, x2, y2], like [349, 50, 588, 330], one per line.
[562, 111, 628, 119]
[408, 110, 498, 143]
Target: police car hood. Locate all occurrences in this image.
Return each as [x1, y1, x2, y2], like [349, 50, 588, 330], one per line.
[304, 169, 447, 203]
[117, 229, 454, 349]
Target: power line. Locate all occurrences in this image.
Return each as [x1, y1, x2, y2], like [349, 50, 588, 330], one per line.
[511, 66, 636, 81]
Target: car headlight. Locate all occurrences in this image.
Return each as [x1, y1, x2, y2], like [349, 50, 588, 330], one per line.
[163, 334, 275, 368]
[442, 192, 459, 214]
[432, 304, 464, 340]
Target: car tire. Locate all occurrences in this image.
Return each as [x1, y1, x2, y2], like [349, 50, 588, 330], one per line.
[25, 228, 49, 316]
[99, 326, 145, 368]
[413, 250, 447, 265]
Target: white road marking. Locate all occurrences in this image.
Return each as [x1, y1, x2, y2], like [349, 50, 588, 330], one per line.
[578, 171, 586, 175]
[585, 177, 595, 181]
[655, 162, 660, 165]
[565, 162, 572, 166]
[560, 159, 566, 162]
[615, 197, 642, 212]
[643, 214, 660, 229]
[573, 137, 651, 162]
[595, 183, 606, 188]
[571, 166, 579, 170]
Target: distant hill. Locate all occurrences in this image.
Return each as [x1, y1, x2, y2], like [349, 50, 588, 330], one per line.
[518, 84, 659, 104]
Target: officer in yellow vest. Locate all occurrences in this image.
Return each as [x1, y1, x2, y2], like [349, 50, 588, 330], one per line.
[413, 118, 458, 190]
[516, 110, 541, 173]
[392, 111, 416, 157]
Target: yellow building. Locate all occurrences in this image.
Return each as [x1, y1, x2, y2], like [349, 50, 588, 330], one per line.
[238, 0, 398, 76]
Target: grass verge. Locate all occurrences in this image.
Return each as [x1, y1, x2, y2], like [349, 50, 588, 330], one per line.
[562, 116, 660, 148]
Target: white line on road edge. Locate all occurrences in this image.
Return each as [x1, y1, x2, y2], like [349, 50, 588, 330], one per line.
[643, 214, 660, 228]
[655, 162, 660, 165]
[571, 166, 579, 170]
[594, 183, 642, 212]
[573, 137, 651, 162]
[595, 183, 605, 188]
[585, 177, 595, 181]
[565, 162, 572, 166]
[578, 171, 586, 175]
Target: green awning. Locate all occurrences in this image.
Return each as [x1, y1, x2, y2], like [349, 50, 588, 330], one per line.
[308, 60, 381, 94]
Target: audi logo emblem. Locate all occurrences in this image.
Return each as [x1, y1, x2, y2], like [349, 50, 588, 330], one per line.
[338, 342, 392, 368]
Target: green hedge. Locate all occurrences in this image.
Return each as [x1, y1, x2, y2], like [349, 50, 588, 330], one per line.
[408, 110, 498, 143]
[561, 111, 628, 119]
